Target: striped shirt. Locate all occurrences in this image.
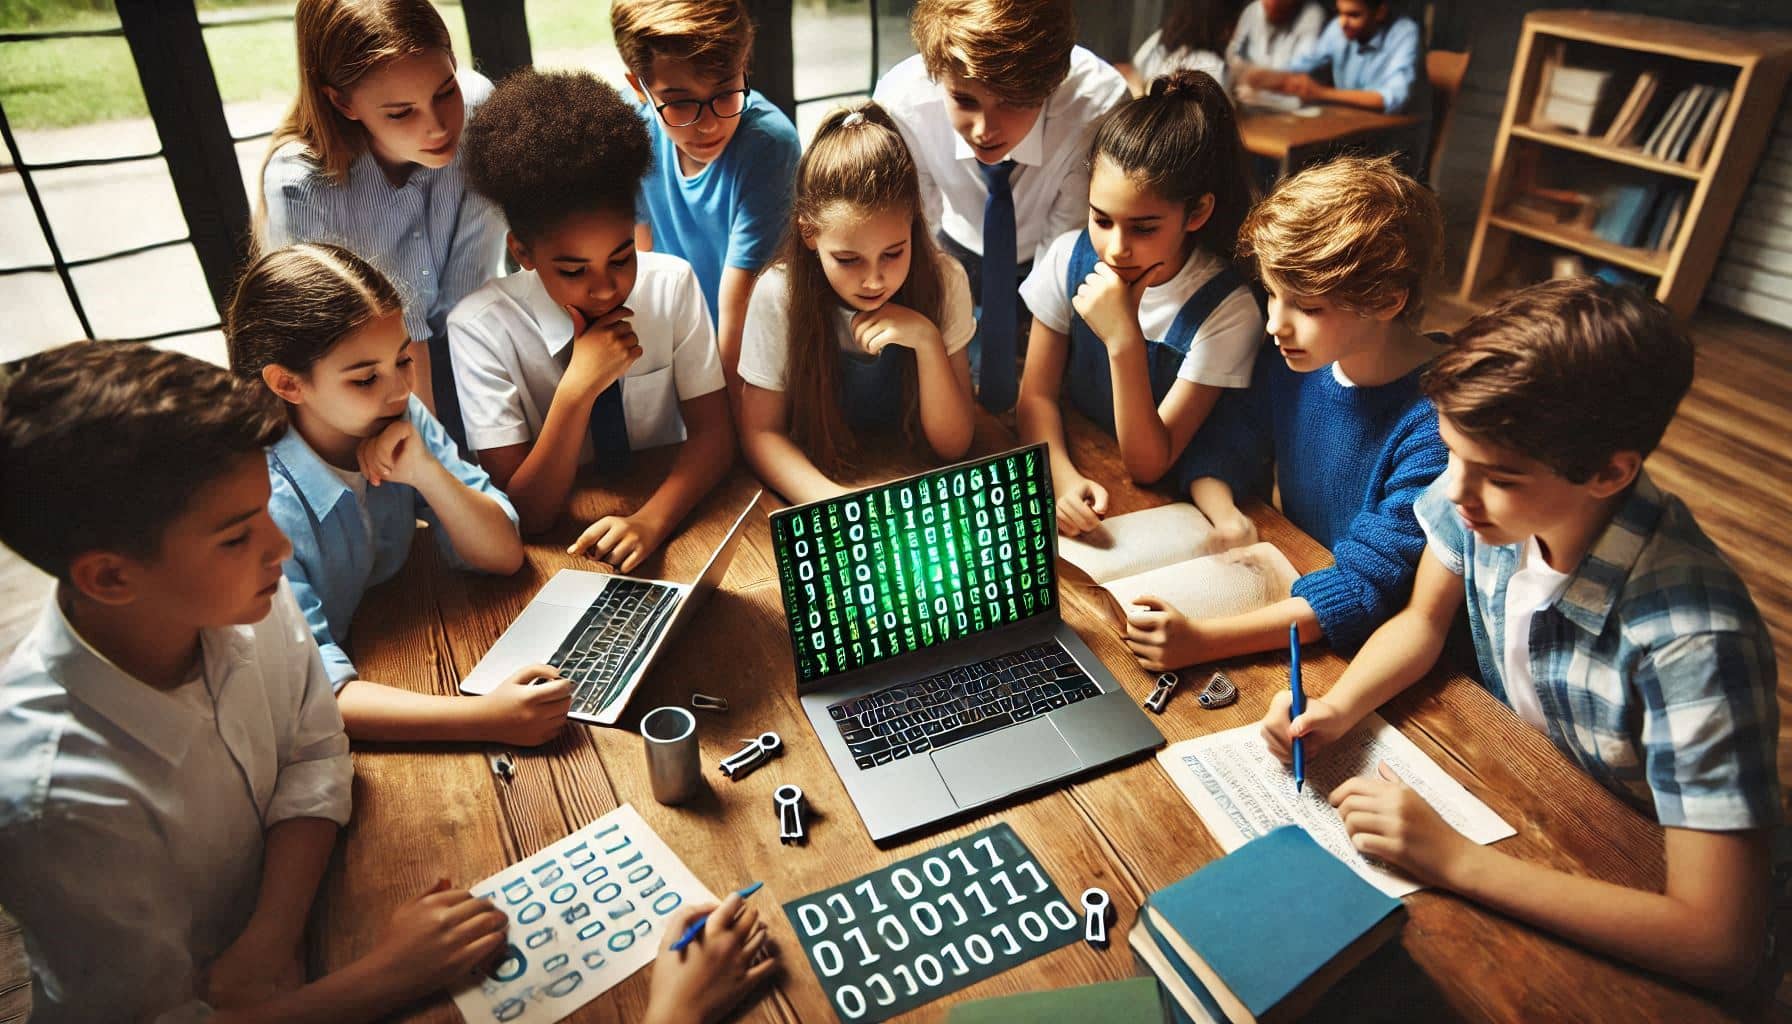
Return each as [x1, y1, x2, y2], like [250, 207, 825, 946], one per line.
[261, 69, 507, 342]
[1417, 471, 1780, 830]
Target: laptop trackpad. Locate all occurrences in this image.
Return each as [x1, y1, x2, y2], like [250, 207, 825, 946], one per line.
[932, 719, 1081, 809]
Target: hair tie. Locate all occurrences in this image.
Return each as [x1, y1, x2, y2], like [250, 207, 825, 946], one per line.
[841, 110, 866, 127]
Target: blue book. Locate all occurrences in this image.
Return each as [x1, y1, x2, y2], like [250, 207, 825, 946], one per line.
[1593, 184, 1663, 249]
[1142, 826, 1406, 1024]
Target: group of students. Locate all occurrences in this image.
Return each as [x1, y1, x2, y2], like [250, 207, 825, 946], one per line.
[0, 0, 1779, 1021]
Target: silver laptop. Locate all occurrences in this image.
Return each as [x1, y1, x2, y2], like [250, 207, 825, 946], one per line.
[461, 492, 761, 726]
[770, 446, 1163, 842]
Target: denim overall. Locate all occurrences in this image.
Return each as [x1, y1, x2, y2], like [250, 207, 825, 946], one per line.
[836, 341, 909, 432]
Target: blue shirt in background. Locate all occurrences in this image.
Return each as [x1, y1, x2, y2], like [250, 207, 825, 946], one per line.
[265, 395, 518, 689]
[1289, 16, 1431, 168]
[635, 90, 800, 319]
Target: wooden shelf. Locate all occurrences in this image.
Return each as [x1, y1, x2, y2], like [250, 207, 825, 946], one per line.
[1509, 124, 1704, 179]
[1487, 214, 1667, 276]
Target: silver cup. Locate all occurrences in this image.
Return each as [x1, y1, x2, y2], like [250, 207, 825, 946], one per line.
[640, 706, 702, 805]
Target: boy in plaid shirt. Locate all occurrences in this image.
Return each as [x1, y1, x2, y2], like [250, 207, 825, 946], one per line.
[1258, 277, 1779, 991]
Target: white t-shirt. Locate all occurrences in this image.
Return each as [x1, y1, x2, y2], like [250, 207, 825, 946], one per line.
[1132, 30, 1228, 91]
[325, 463, 375, 540]
[1226, 1, 1327, 70]
[1501, 537, 1571, 733]
[447, 252, 725, 459]
[1019, 229, 1263, 389]
[738, 255, 978, 393]
[873, 47, 1128, 265]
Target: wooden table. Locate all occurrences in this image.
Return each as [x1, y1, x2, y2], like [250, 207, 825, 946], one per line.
[1236, 103, 1423, 178]
[319, 414, 1748, 1023]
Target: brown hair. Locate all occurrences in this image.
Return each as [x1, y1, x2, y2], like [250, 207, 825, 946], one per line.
[255, 0, 454, 231]
[1237, 154, 1442, 323]
[227, 242, 404, 394]
[1159, 0, 1243, 57]
[611, 0, 755, 80]
[1424, 277, 1693, 483]
[911, 0, 1076, 105]
[0, 342, 287, 579]
[776, 101, 946, 474]
[1090, 69, 1252, 264]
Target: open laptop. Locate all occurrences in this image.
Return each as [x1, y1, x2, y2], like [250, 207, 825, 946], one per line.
[461, 492, 762, 726]
[770, 445, 1163, 841]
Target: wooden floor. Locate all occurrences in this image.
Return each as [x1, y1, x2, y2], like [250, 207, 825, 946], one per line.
[0, 300, 1786, 1014]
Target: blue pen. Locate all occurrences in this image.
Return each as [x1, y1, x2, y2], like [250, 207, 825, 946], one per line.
[670, 881, 763, 952]
[1290, 622, 1305, 793]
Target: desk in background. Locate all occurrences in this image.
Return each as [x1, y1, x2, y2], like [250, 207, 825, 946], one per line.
[1237, 103, 1423, 179]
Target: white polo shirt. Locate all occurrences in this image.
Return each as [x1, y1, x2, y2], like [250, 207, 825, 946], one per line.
[1226, 1, 1327, 71]
[872, 46, 1128, 266]
[447, 252, 725, 459]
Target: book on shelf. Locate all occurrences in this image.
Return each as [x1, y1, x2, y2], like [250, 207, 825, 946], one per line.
[1592, 182, 1665, 249]
[1642, 188, 1689, 251]
[1683, 87, 1731, 168]
[1663, 85, 1714, 162]
[1533, 63, 1617, 136]
[1602, 72, 1658, 144]
[1641, 87, 1692, 156]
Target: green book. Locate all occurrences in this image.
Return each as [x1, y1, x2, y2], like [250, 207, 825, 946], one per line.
[945, 977, 1165, 1022]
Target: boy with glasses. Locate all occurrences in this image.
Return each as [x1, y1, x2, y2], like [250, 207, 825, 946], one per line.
[613, 0, 801, 399]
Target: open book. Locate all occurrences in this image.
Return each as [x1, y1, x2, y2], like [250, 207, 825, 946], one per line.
[1057, 504, 1299, 627]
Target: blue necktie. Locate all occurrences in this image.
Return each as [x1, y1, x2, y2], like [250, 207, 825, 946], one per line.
[977, 159, 1018, 412]
[588, 378, 630, 473]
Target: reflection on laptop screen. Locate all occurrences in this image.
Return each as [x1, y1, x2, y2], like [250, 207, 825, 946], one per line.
[771, 445, 1057, 682]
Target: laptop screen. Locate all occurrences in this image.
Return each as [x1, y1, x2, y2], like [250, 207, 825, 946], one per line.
[770, 445, 1058, 683]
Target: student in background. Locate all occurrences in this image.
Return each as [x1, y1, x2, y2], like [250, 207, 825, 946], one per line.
[1126, 155, 1448, 670]
[259, 0, 506, 445]
[0, 343, 509, 1022]
[1017, 70, 1263, 536]
[1118, 0, 1243, 95]
[737, 102, 977, 506]
[874, 0, 1126, 412]
[1226, 0, 1326, 77]
[228, 243, 571, 746]
[1260, 278, 1779, 993]
[450, 70, 734, 571]
[612, 0, 801, 398]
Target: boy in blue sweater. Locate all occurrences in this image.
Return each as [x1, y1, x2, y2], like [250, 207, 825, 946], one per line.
[1260, 278, 1778, 992]
[614, 0, 801, 398]
[1126, 155, 1448, 671]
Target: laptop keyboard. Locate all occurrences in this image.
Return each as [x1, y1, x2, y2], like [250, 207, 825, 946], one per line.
[826, 641, 1103, 770]
[550, 578, 680, 717]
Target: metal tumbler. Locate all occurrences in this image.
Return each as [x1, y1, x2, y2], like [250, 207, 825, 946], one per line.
[641, 705, 703, 805]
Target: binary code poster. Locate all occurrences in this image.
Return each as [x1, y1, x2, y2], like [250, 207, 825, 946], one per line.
[782, 823, 1080, 1022]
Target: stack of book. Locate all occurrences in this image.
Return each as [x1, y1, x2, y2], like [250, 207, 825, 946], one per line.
[1604, 73, 1731, 168]
[1591, 182, 1690, 252]
[1530, 55, 1617, 136]
[1129, 827, 1407, 1024]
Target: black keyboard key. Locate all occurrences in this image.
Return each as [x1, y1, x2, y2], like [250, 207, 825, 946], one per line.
[828, 704, 848, 720]
[891, 745, 912, 760]
[848, 735, 890, 759]
[1053, 663, 1084, 680]
[932, 712, 1016, 749]
[855, 755, 877, 769]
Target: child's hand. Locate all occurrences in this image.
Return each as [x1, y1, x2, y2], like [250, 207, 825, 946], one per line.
[643, 893, 778, 1024]
[1055, 475, 1109, 536]
[850, 303, 940, 355]
[358, 417, 436, 488]
[473, 663, 572, 746]
[366, 879, 510, 1002]
[203, 925, 304, 1009]
[1260, 691, 1354, 765]
[1124, 595, 1204, 671]
[1208, 507, 1257, 551]
[568, 513, 667, 573]
[1331, 763, 1474, 888]
[1282, 73, 1321, 101]
[1072, 260, 1160, 352]
[564, 304, 643, 397]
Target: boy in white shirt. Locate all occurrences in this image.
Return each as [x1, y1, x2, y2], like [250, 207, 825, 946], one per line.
[0, 342, 507, 1022]
[450, 68, 734, 572]
[1226, 0, 1326, 74]
[873, 0, 1126, 412]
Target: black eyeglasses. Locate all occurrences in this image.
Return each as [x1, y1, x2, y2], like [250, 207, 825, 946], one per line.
[646, 79, 751, 128]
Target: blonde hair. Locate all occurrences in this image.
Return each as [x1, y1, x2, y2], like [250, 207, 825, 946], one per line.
[255, 0, 453, 234]
[226, 242, 404, 394]
[911, 0, 1076, 105]
[776, 101, 946, 473]
[611, 0, 754, 79]
[1237, 154, 1442, 323]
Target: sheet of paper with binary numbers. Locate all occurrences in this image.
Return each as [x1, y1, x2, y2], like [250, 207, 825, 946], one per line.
[451, 804, 716, 1024]
[782, 823, 1081, 1022]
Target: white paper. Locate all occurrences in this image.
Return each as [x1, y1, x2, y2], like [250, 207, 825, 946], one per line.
[1157, 715, 1515, 897]
[451, 805, 716, 1024]
[1103, 542, 1298, 623]
[1057, 503, 1224, 584]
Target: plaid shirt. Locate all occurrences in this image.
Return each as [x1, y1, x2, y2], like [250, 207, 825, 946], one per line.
[1416, 471, 1780, 830]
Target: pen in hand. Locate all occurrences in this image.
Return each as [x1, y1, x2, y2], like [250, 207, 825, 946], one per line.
[670, 881, 763, 952]
[1290, 622, 1305, 794]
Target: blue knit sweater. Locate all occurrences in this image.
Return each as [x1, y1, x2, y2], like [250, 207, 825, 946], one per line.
[1180, 340, 1449, 653]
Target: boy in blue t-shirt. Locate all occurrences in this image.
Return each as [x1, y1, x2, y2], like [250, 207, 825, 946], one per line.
[1258, 277, 1780, 993]
[613, 0, 801, 397]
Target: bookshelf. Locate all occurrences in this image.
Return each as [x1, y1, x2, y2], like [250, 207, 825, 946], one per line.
[1460, 11, 1792, 318]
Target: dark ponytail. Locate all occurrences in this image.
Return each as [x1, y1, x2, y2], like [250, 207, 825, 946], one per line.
[1088, 68, 1252, 263]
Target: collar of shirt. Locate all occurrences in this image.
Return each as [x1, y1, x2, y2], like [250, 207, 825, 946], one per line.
[33, 592, 256, 765]
[951, 100, 1047, 168]
[1553, 470, 1668, 635]
[349, 145, 436, 194]
[270, 425, 358, 519]
[513, 269, 579, 358]
[1353, 22, 1388, 54]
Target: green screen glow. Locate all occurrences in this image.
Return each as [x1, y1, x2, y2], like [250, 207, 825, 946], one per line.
[773, 446, 1057, 682]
